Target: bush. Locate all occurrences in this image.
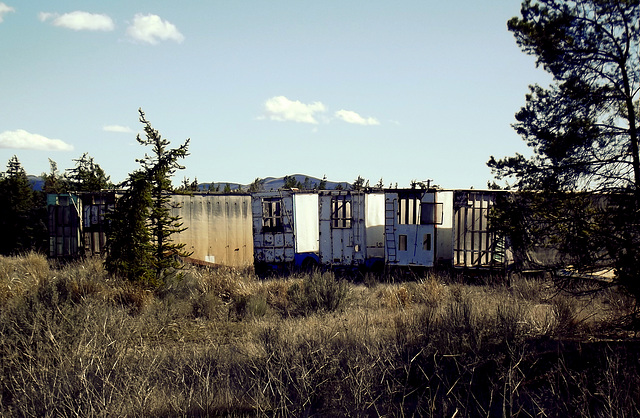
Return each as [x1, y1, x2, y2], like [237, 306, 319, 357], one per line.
[286, 271, 349, 316]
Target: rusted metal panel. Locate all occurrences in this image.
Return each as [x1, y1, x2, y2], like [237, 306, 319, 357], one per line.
[171, 194, 253, 267]
[251, 191, 318, 267]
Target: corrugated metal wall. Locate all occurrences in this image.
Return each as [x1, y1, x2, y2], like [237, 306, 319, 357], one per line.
[171, 194, 254, 267]
[48, 192, 254, 267]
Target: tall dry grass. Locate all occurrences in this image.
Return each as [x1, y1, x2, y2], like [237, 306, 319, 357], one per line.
[0, 254, 638, 416]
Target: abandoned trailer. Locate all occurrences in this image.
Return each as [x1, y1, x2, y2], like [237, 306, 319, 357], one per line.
[47, 189, 509, 275]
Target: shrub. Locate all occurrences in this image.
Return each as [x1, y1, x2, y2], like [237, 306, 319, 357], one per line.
[286, 271, 349, 316]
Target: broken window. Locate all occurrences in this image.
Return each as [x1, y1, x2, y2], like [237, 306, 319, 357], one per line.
[262, 198, 283, 232]
[331, 196, 352, 228]
[420, 202, 443, 225]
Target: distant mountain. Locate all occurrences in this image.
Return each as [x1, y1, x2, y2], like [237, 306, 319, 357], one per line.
[198, 174, 350, 192]
[26, 174, 351, 193]
[28, 175, 44, 191]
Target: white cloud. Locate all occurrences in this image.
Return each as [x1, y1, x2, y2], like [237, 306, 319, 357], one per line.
[335, 109, 380, 126]
[0, 130, 73, 151]
[263, 96, 326, 124]
[0, 3, 15, 23]
[126, 14, 184, 44]
[39, 11, 114, 31]
[103, 125, 133, 133]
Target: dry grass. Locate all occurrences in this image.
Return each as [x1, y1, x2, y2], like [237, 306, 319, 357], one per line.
[0, 254, 638, 416]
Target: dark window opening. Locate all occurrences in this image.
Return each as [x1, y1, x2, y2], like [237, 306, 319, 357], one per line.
[332, 196, 352, 228]
[262, 199, 283, 232]
[420, 203, 443, 225]
[423, 233, 432, 251]
[399, 235, 407, 251]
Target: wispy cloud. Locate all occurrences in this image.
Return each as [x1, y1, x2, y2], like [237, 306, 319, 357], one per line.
[39, 11, 115, 31]
[0, 2, 14, 23]
[335, 109, 380, 126]
[0, 130, 73, 151]
[103, 125, 133, 133]
[263, 96, 326, 124]
[126, 14, 184, 44]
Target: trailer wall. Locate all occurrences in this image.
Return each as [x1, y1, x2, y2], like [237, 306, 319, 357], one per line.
[172, 194, 253, 267]
[318, 191, 366, 267]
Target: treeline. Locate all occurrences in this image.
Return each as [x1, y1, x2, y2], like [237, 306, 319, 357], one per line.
[0, 153, 111, 255]
[1, 109, 191, 288]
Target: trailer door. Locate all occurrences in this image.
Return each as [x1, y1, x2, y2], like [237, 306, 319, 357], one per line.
[388, 191, 441, 267]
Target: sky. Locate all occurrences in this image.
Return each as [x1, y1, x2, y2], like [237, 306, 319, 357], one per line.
[0, 1, 552, 189]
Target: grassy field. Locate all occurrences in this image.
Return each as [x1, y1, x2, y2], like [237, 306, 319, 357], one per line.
[1, 253, 639, 416]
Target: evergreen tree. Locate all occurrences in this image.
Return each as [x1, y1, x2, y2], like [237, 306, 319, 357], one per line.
[317, 175, 327, 190]
[42, 159, 66, 194]
[105, 109, 190, 286]
[0, 156, 42, 254]
[247, 177, 264, 192]
[65, 153, 112, 192]
[488, 0, 640, 305]
[282, 175, 302, 190]
[351, 176, 366, 191]
[105, 171, 154, 284]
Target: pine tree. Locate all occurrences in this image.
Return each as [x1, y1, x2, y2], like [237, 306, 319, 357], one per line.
[0, 156, 42, 254]
[105, 171, 154, 284]
[65, 153, 112, 192]
[105, 109, 190, 286]
[488, 0, 640, 305]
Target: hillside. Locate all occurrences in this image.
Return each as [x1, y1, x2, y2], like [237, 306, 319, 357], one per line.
[199, 174, 350, 192]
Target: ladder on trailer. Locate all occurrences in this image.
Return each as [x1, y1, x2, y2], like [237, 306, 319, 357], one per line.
[385, 198, 397, 263]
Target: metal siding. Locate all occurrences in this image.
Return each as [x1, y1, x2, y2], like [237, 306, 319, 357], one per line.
[171, 194, 253, 267]
[318, 191, 366, 267]
[251, 191, 296, 265]
[384, 191, 436, 267]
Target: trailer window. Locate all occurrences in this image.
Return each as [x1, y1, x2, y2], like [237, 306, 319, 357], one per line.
[398, 196, 420, 224]
[332, 196, 352, 228]
[420, 203, 443, 225]
[398, 196, 442, 225]
[262, 199, 283, 232]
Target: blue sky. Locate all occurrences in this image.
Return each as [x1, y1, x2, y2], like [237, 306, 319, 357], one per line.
[0, 1, 550, 189]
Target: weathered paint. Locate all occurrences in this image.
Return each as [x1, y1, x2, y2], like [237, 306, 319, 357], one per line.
[252, 191, 319, 268]
[384, 190, 438, 267]
[171, 194, 253, 267]
[318, 190, 367, 267]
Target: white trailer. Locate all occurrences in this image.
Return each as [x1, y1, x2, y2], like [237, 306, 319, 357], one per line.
[252, 190, 319, 273]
